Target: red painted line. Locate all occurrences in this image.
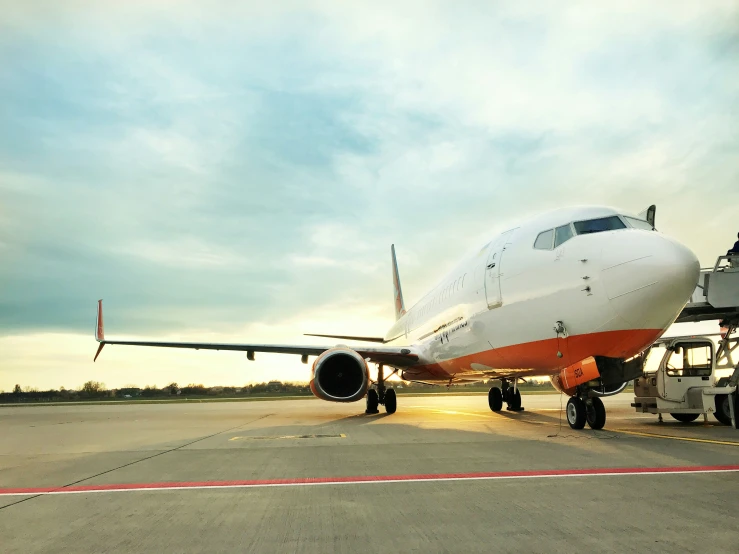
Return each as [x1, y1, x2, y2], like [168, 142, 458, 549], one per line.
[1, 465, 738, 496]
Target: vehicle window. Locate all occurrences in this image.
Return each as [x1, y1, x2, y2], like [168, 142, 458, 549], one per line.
[624, 216, 654, 231]
[554, 224, 573, 247]
[665, 343, 712, 377]
[642, 344, 666, 375]
[533, 229, 554, 250]
[573, 216, 626, 235]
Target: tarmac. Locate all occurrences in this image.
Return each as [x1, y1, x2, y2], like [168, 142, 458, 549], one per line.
[1, 393, 738, 553]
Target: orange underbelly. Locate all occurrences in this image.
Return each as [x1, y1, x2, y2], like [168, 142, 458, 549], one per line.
[407, 328, 662, 380]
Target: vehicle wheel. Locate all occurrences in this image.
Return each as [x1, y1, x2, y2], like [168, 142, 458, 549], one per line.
[566, 397, 586, 430]
[585, 397, 606, 430]
[670, 413, 700, 423]
[365, 389, 379, 414]
[713, 395, 732, 426]
[509, 389, 522, 411]
[384, 389, 397, 414]
[488, 387, 503, 412]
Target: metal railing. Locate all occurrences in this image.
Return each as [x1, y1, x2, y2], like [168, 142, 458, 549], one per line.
[713, 254, 739, 271]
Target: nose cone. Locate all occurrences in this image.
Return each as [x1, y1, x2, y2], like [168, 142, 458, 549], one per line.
[600, 232, 699, 329]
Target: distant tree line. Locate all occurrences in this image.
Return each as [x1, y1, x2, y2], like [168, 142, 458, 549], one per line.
[0, 381, 313, 403]
[0, 378, 553, 403]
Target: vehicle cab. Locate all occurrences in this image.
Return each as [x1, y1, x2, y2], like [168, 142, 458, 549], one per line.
[633, 336, 735, 424]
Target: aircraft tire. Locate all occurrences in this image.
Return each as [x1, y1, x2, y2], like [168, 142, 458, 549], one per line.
[566, 397, 586, 430]
[670, 413, 700, 423]
[509, 389, 522, 411]
[365, 389, 379, 414]
[488, 387, 503, 412]
[384, 389, 397, 414]
[712, 395, 732, 426]
[585, 397, 606, 430]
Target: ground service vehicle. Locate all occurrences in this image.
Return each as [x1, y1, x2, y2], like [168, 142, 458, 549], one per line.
[632, 331, 738, 427]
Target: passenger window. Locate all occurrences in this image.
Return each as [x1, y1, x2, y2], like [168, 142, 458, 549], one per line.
[573, 216, 626, 235]
[665, 343, 712, 377]
[554, 224, 573, 247]
[533, 229, 554, 250]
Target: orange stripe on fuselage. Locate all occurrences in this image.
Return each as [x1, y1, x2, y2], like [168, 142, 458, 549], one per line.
[407, 328, 662, 381]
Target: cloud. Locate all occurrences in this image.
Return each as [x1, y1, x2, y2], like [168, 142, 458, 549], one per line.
[0, 1, 737, 387]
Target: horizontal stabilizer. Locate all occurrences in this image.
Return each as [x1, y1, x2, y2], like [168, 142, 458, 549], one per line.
[304, 334, 386, 343]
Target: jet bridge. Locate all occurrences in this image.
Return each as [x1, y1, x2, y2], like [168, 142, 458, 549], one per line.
[677, 255, 739, 327]
[676, 255, 739, 375]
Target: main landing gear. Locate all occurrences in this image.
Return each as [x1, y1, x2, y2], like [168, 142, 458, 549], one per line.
[366, 364, 397, 415]
[566, 392, 606, 430]
[487, 379, 607, 430]
[488, 378, 524, 413]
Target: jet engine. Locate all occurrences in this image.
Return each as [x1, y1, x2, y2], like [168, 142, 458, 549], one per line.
[550, 375, 628, 397]
[590, 381, 629, 396]
[549, 355, 643, 397]
[309, 347, 369, 402]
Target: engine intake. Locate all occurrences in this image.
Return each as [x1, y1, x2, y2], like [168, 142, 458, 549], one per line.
[310, 348, 369, 402]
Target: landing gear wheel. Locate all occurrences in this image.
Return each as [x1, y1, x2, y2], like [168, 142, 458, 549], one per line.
[508, 389, 522, 411]
[670, 413, 700, 423]
[713, 395, 733, 426]
[488, 387, 503, 412]
[585, 397, 606, 430]
[566, 397, 586, 430]
[365, 389, 379, 414]
[384, 389, 397, 414]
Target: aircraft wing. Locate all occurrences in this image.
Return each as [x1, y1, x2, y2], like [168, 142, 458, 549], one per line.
[93, 301, 418, 367]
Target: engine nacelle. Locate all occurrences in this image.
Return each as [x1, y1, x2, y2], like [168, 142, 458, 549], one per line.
[309, 347, 369, 402]
[549, 356, 600, 396]
[550, 355, 643, 397]
[550, 374, 630, 397]
[590, 381, 629, 397]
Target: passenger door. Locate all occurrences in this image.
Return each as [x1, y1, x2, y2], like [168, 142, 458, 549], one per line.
[484, 230, 514, 309]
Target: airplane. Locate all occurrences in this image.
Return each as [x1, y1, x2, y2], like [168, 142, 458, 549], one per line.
[93, 205, 700, 430]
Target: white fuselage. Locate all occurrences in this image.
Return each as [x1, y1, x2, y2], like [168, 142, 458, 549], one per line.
[384, 206, 699, 383]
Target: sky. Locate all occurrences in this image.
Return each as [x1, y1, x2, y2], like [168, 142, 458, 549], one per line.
[1, 1, 738, 391]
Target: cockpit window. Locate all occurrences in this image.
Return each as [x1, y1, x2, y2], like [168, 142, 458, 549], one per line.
[554, 224, 574, 247]
[573, 216, 626, 235]
[533, 229, 554, 250]
[623, 216, 654, 231]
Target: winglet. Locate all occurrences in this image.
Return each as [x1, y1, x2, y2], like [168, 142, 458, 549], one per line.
[391, 244, 406, 321]
[94, 299, 106, 362]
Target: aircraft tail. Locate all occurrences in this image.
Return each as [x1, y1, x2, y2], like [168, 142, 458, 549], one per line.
[391, 244, 406, 321]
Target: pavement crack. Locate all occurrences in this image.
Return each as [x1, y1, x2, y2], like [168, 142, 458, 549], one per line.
[0, 413, 273, 512]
